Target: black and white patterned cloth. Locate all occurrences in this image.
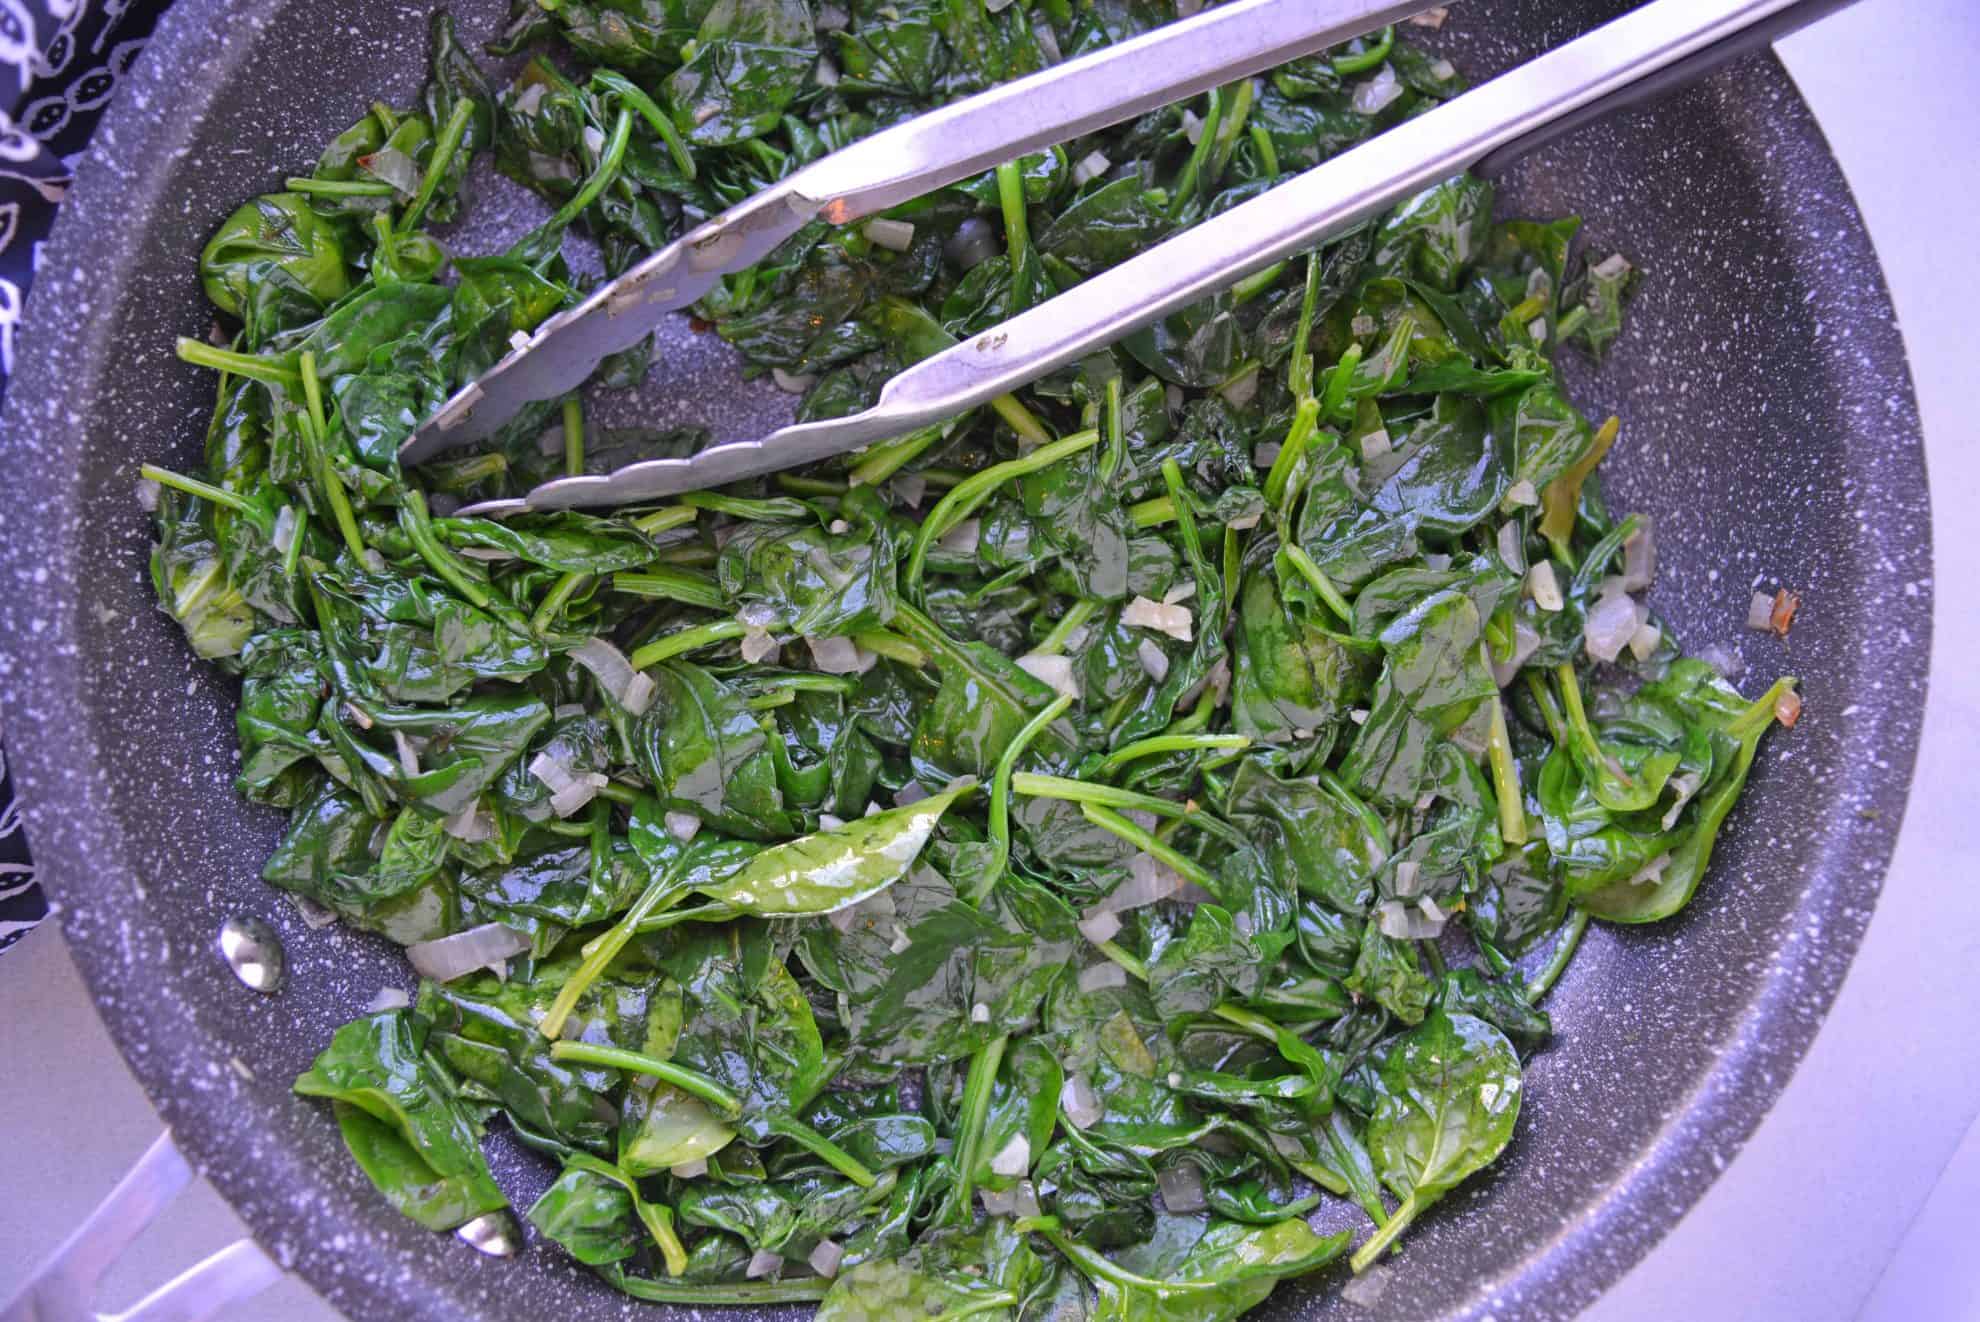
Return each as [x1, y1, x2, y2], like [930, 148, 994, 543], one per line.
[1, 0, 171, 951]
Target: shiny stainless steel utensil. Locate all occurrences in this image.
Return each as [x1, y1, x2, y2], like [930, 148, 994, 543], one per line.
[420, 0, 1846, 517]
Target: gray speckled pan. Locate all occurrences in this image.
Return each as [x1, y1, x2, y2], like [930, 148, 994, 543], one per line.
[0, 0, 1931, 1318]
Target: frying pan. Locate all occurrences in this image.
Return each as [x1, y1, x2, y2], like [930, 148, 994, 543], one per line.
[0, 0, 1932, 1317]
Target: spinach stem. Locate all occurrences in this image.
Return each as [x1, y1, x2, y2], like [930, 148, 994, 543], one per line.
[905, 429, 1101, 597]
[1526, 909, 1590, 1001]
[562, 396, 585, 477]
[1290, 250, 1324, 400]
[776, 473, 846, 496]
[1524, 668, 1567, 745]
[627, 619, 747, 669]
[300, 350, 369, 561]
[1319, 341, 1363, 423]
[173, 337, 300, 388]
[1100, 374, 1126, 483]
[764, 1113, 878, 1188]
[547, 107, 633, 231]
[1097, 734, 1248, 774]
[1095, 939, 1149, 981]
[1079, 802, 1216, 890]
[947, 1033, 1009, 1220]
[929, 1295, 1021, 1322]
[747, 690, 795, 711]
[996, 159, 1032, 314]
[285, 175, 397, 197]
[1035, 1220, 1223, 1295]
[541, 878, 687, 1038]
[1249, 122, 1280, 179]
[1481, 651, 1528, 846]
[1033, 599, 1097, 656]
[401, 97, 476, 232]
[981, 694, 1073, 905]
[632, 505, 697, 536]
[1351, 1191, 1419, 1272]
[592, 70, 696, 179]
[1170, 88, 1224, 217]
[399, 489, 502, 615]
[991, 394, 1053, 446]
[630, 901, 738, 934]
[853, 630, 928, 668]
[1232, 260, 1286, 305]
[1018, 773, 1188, 818]
[1280, 543, 1355, 626]
[1553, 663, 1609, 767]
[282, 509, 309, 577]
[1128, 495, 1175, 529]
[549, 1041, 743, 1117]
[608, 1275, 832, 1305]
[138, 463, 254, 515]
[849, 422, 947, 488]
[531, 571, 591, 634]
[611, 568, 725, 610]
[1264, 397, 1320, 509]
[1331, 24, 1394, 75]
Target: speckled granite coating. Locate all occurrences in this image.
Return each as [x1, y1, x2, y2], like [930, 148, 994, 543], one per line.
[0, 1, 1930, 1319]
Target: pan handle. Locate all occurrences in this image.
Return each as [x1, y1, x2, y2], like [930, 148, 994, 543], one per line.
[0, 1132, 283, 1322]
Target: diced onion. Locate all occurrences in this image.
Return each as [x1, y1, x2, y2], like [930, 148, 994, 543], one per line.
[1774, 688, 1803, 729]
[808, 1240, 844, 1278]
[1352, 314, 1378, 339]
[135, 477, 161, 511]
[1352, 64, 1402, 116]
[1418, 895, 1447, 923]
[746, 1251, 783, 1280]
[1628, 853, 1673, 888]
[1017, 653, 1080, 701]
[1085, 853, 1186, 916]
[671, 1158, 709, 1179]
[443, 802, 496, 842]
[1078, 908, 1122, 945]
[582, 125, 606, 159]
[571, 638, 657, 716]
[1584, 593, 1644, 664]
[1430, 57, 1457, 80]
[1181, 109, 1204, 145]
[819, 813, 847, 831]
[665, 811, 702, 842]
[1770, 589, 1802, 637]
[549, 773, 608, 818]
[1061, 1074, 1102, 1129]
[1218, 366, 1260, 409]
[1595, 574, 1630, 601]
[943, 216, 1000, 271]
[936, 518, 981, 555]
[1072, 151, 1111, 186]
[393, 731, 422, 778]
[291, 894, 339, 929]
[1253, 441, 1281, 470]
[508, 330, 532, 355]
[1078, 962, 1128, 994]
[1527, 562, 1565, 612]
[989, 1133, 1031, 1177]
[1163, 581, 1196, 606]
[1158, 1164, 1207, 1213]
[1527, 317, 1548, 344]
[772, 367, 816, 394]
[1408, 6, 1449, 29]
[367, 986, 410, 1014]
[1504, 479, 1539, 507]
[814, 57, 840, 87]
[1490, 621, 1543, 688]
[530, 751, 578, 794]
[1661, 771, 1704, 830]
[1496, 521, 1525, 574]
[1628, 621, 1663, 662]
[738, 602, 780, 630]
[1747, 591, 1776, 631]
[1593, 252, 1633, 280]
[1136, 638, 1170, 683]
[864, 218, 917, 252]
[890, 473, 927, 508]
[407, 923, 531, 983]
[1270, 1131, 1306, 1159]
[1391, 859, 1422, 897]
[1424, 553, 1452, 571]
[1621, 522, 1656, 590]
[741, 629, 779, 664]
[1375, 899, 1446, 940]
[1359, 427, 1393, 461]
[553, 703, 586, 721]
[971, 1002, 991, 1024]
[889, 924, 912, 955]
[361, 146, 421, 196]
[1696, 642, 1745, 679]
[271, 504, 298, 556]
[807, 635, 877, 675]
[979, 1180, 1043, 1217]
[458, 547, 517, 562]
[1122, 595, 1193, 641]
[895, 782, 931, 807]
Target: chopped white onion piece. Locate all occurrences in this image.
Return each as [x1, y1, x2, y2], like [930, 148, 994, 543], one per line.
[1661, 772, 1704, 830]
[1628, 620, 1663, 662]
[971, 1002, 991, 1024]
[1158, 1163, 1207, 1213]
[363, 145, 421, 196]
[1167, 384, 1185, 414]
[1392, 859, 1423, 897]
[1491, 621, 1544, 688]
[406, 923, 531, 983]
[457, 547, 517, 562]
[864, 219, 917, 252]
[269, 504, 299, 557]
[661, 811, 701, 843]
[1595, 574, 1630, 601]
[1697, 642, 1746, 679]
[1748, 591, 1777, 631]
[394, 731, 421, 778]
[291, 894, 339, 929]
[1233, 912, 1254, 938]
[890, 473, 927, 508]
[1181, 108, 1204, 145]
[741, 629, 779, 664]
[1527, 561, 1565, 612]
[1374, 899, 1445, 940]
[936, 518, 981, 556]
[1408, 6, 1449, 29]
[1584, 593, 1644, 664]
[819, 813, 847, 831]
[1017, 653, 1080, 701]
[1628, 853, 1673, 888]
[1527, 317, 1548, 344]
[1218, 365, 1260, 408]
[508, 330, 532, 355]
[1352, 64, 1402, 115]
[895, 782, 930, 807]
[1351, 313, 1378, 339]
[513, 82, 549, 115]
[1593, 252, 1633, 280]
[1253, 441, 1281, 469]
[1122, 594, 1193, 641]
[135, 477, 160, 511]
[1430, 57, 1457, 80]
[1072, 151, 1112, 186]
[443, 802, 496, 843]
[1424, 553, 1452, 571]
[1350, 708, 1370, 724]
[1078, 962, 1129, 994]
[1163, 581, 1197, 606]
[1270, 1131, 1306, 1159]
[771, 367, 816, 394]
[889, 923, 913, 955]
[1078, 907, 1123, 945]
[807, 634, 877, 675]
[550, 773, 609, 818]
[989, 1133, 1031, 1178]
[1061, 1075, 1103, 1129]
[1359, 427, 1393, 461]
[1497, 521, 1525, 574]
[1621, 521, 1656, 591]
[1504, 479, 1539, 507]
[671, 1158, 709, 1180]
[530, 751, 578, 795]
[1418, 895, 1447, 923]
[807, 1239, 844, 1279]
[367, 986, 411, 1014]
[1775, 688, 1803, 728]
[746, 1251, 784, 1280]
[582, 125, 606, 158]
[570, 638, 657, 715]
[553, 703, 586, 721]
[1136, 638, 1170, 683]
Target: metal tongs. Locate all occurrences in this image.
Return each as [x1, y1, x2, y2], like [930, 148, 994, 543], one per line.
[412, 0, 1850, 516]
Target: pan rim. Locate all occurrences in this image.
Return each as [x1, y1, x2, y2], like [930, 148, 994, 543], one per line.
[0, 0, 1932, 1318]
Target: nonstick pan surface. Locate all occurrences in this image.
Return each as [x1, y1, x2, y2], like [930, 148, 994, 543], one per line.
[0, 1, 1931, 1318]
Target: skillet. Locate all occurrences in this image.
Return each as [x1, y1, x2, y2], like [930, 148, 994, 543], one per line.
[0, 0, 1932, 1317]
